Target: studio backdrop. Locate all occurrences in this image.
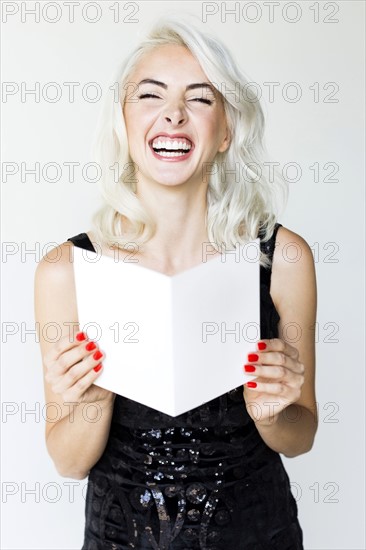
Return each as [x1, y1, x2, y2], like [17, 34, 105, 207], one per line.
[1, 1, 365, 549]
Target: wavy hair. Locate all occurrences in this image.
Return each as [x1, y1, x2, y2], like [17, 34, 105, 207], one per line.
[90, 14, 288, 268]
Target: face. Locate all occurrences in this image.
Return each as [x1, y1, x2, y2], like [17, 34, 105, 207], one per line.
[122, 44, 231, 190]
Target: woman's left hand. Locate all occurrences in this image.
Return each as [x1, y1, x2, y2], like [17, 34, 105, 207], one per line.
[243, 338, 305, 427]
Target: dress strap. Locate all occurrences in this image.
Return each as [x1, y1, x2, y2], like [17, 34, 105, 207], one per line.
[259, 222, 282, 263]
[259, 222, 282, 295]
[67, 232, 96, 253]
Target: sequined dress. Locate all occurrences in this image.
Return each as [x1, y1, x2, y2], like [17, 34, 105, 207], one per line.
[67, 223, 304, 550]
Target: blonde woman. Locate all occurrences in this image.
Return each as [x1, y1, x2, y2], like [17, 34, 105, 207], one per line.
[35, 16, 317, 550]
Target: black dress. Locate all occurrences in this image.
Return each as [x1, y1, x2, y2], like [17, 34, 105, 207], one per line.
[67, 223, 304, 550]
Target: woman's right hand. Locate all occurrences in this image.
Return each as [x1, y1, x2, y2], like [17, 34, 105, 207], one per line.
[44, 331, 115, 405]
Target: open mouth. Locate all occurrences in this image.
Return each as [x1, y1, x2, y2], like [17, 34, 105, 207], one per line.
[149, 136, 194, 158]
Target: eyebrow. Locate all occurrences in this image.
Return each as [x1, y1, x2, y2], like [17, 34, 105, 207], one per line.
[137, 78, 216, 94]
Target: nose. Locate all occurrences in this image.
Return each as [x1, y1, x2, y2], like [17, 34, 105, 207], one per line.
[165, 114, 185, 125]
[162, 102, 187, 126]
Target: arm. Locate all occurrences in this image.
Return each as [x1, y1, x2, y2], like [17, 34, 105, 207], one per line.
[34, 242, 116, 479]
[243, 226, 318, 458]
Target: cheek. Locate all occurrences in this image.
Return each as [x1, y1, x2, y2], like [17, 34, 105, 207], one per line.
[124, 118, 144, 147]
[126, 109, 153, 136]
[205, 123, 226, 152]
[201, 112, 224, 136]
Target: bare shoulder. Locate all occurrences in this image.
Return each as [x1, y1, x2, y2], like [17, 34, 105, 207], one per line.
[270, 225, 317, 312]
[274, 225, 314, 266]
[34, 240, 80, 326]
[34, 240, 79, 362]
[35, 240, 76, 285]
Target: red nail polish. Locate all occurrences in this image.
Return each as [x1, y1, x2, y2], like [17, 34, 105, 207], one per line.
[244, 364, 256, 372]
[248, 353, 259, 362]
[76, 331, 86, 341]
[85, 342, 97, 351]
[246, 381, 257, 388]
[93, 363, 102, 372]
[93, 350, 103, 360]
[257, 342, 267, 350]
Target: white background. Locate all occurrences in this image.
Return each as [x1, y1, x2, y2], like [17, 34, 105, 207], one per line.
[1, 1, 365, 549]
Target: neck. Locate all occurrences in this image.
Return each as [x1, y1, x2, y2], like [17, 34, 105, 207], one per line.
[126, 180, 215, 271]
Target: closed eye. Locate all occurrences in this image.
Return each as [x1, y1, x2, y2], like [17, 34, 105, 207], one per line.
[138, 93, 160, 99]
[138, 93, 213, 105]
[192, 98, 213, 105]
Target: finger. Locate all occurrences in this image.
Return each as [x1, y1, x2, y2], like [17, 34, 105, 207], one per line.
[49, 339, 100, 380]
[45, 331, 86, 365]
[244, 379, 287, 395]
[58, 363, 105, 404]
[244, 364, 289, 380]
[256, 338, 299, 361]
[246, 351, 304, 375]
[244, 372, 304, 396]
[52, 348, 105, 394]
[63, 341, 101, 376]
[71, 365, 105, 403]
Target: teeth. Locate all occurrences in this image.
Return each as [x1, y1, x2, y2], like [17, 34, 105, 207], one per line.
[154, 150, 190, 157]
[151, 138, 192, 151]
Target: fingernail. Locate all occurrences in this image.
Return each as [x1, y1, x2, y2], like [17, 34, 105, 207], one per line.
[85, 342, 97, 351]
[244, 364, 256, 372]
[93, 350, 103, 360]
[246, 381, 257, 388]
[248, 353, 259, 362]
[93, 363, 102, 372]
[257, 342, 267, 350]
[76, 331, 86, 341]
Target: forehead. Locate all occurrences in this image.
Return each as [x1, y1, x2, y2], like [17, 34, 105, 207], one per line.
[130, 44, 208, 81]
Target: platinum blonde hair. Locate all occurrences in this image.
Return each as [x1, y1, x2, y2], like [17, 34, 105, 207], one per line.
[90, 15, 288, 268]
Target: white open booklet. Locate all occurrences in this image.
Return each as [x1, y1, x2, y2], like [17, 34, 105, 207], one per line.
[72, 242, 259, 417]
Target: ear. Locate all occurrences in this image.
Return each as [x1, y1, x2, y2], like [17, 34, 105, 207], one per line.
[218, 125, 231, 153]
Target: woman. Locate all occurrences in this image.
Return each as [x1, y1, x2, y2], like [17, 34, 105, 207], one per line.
[35, 16, 318, 550]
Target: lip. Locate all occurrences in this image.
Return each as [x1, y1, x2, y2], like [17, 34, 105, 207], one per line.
[148, 132, 195, 162]
[149, 132, 195, 146]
